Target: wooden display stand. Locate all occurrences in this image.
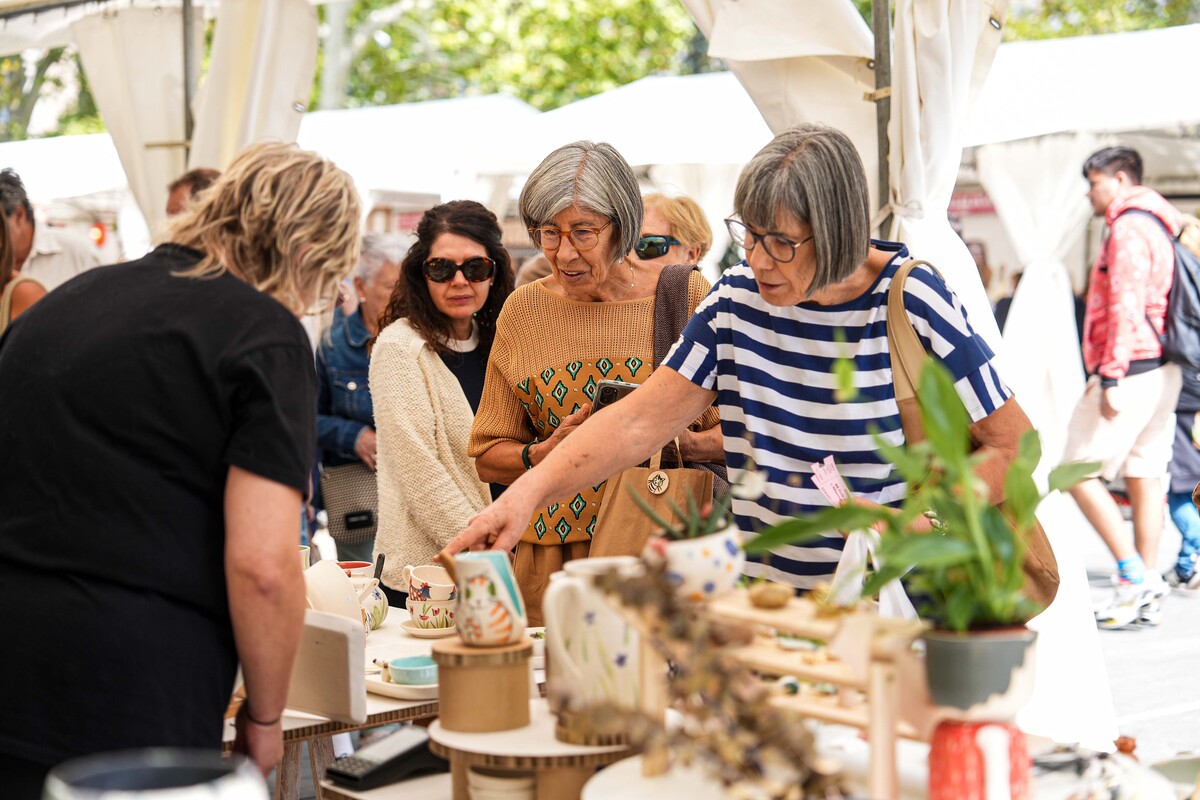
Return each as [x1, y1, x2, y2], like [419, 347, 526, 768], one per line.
[432, 638, 533, 733]
[704, 591, 923, 800]
[428, 698, 632, 800]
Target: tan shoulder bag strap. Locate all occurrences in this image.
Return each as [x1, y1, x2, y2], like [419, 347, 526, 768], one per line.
[886, 259, 939, 444]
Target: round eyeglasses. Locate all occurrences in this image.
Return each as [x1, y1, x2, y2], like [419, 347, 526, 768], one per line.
[634, 234, 681, 260]
[529, 220, 613, 252]
[724, 218, 813, 264]
[422, 257, 496, 283]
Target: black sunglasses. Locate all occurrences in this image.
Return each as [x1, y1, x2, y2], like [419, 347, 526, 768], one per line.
[634, 235, 681, 260]
[422, 257, 496, 283]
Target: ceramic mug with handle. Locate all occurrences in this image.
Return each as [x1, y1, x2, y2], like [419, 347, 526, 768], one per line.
[449, 551, 527, 646]
[542, 556, 642, 712]
[403, 564, 457, 603]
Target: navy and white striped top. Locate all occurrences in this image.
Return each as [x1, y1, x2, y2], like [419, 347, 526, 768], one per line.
[662, 243, 1011, 589]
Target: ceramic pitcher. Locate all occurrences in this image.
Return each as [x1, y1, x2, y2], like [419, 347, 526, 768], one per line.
[542, 556, 642, 711]
[452, 551, 527, 646]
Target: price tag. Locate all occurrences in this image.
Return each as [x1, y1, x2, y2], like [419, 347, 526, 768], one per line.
[811, 455, 849, 505]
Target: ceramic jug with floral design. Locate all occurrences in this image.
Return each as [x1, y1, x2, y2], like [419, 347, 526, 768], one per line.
[542, 556, 641, 712]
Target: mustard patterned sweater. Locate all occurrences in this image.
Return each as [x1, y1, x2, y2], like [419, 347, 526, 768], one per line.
[468, 273, 719, 546]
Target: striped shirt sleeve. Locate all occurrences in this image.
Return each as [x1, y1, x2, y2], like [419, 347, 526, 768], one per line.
[663, 282, 722, 390]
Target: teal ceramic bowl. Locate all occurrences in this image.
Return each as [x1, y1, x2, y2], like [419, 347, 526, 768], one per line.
[388, 655, 438, 685]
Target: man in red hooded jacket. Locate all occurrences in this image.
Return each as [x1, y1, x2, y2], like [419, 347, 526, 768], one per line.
[1062, 146, 1183, 629]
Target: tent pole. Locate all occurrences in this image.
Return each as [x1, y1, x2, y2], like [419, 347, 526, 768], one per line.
[872, 0, 892, 238]
[182, 0, 197, 161]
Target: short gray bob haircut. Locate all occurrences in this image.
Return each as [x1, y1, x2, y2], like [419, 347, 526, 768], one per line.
[356, 232, 411, 284]
[734, 123, 870, 296]
[519, 141, 643, 263]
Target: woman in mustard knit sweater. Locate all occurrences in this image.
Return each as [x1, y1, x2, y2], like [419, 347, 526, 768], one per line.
[468, 141, 722, 624]
[371, 201, 514, 606]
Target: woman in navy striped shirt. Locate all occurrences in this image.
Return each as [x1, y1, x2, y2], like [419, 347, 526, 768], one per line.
[445, 124, 1032, 590]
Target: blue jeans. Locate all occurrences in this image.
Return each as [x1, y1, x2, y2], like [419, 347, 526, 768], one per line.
[1167, 491, 1200, 579]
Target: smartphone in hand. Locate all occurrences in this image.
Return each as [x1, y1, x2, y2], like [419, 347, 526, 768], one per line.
[591, 379, 637, 414]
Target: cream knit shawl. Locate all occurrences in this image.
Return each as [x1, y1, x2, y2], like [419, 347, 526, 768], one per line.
[370, 318, 491, 592]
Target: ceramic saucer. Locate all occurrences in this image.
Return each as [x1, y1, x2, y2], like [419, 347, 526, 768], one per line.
[364, 674, 438, 700]
[400, 619, 457, 639]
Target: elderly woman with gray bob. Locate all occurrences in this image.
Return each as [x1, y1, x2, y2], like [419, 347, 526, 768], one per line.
[448, 123, 1033, 595]
[466, 141, 723, 624]
[315, 232, 409, 561]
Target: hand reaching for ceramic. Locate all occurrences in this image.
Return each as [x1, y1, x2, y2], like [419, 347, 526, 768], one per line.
[441, 490, 536, 556]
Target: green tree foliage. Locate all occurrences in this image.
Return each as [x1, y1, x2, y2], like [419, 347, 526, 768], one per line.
[336, 0, 710, 111]
[1, 48, 66, 141]
[1006, 0, 1199, 40]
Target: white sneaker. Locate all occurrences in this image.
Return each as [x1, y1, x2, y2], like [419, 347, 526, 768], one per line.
[1096, 576, 1168, 630]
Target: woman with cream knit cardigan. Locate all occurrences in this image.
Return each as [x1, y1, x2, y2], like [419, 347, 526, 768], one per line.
[370, 201, 514, 605]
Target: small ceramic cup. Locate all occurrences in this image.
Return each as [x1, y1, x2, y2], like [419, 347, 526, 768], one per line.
[408, 599, 457, 630]
[403, 564, 457, 602]
[388, 655, 438, 685]
[298, 545, 311, 571]
[454, 551, 527, 646]
[338, 560, 374, 579]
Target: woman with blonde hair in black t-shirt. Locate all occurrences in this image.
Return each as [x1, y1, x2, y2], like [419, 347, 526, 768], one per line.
[0, 141, 361, 795]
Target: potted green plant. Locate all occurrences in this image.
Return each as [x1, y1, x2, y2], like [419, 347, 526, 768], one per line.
[632, 485, 745, 602]
[745, 359, 1097, 713]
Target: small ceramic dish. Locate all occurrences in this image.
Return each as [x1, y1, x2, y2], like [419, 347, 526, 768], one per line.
[525, 627, 546, 659]
[364, 674, 438, 700]
[399, 619, 457, 639]
[388, 655, 438, 685]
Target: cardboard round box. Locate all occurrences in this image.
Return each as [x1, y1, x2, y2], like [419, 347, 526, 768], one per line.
[432, 638, 533, 733]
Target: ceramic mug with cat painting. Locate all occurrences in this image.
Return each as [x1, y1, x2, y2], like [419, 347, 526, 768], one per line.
[453, 551, 527, 647]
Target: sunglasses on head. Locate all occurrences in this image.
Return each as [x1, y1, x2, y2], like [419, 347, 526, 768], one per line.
[634, 235, 681, 260]
[422, 257, 496, 283]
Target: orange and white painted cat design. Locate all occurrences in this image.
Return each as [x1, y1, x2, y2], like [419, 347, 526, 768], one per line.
[461, 573, 514, 644]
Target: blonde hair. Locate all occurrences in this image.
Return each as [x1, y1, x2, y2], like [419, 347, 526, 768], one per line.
[168, 142, 362, 312]
[644, 193, 713, 260]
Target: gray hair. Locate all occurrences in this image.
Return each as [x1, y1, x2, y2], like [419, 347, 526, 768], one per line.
[519, 141, 643, 263]
[356, 232, 410, 284]
[734, 124, 870, 296]
[0, 168, 33, 224]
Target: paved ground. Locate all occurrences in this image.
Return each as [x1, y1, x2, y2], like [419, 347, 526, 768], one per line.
[1076, 502, 1200, 763]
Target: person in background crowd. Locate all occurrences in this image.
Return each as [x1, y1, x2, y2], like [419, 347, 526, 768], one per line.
[0, 205, 46, 334]
[0, 142, 361, 797]
[167, 167, 222, 217]
[630, 192, 713, 270]
[1165, 369, 1200, 594]
[993, 271, 1022, 334]
[1062, 145, 1182, 629]
[515, 252, 552, 287]
[465, 142, 722, 624]
[447, 124, 1028, 598]
[1, 168, 102, 292]
[371, 201, 514, 607]
[316, 233, 409, 562]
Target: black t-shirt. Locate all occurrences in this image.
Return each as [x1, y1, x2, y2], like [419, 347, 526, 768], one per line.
[439, 345, 504, 501]
[0, 244, 316, 766]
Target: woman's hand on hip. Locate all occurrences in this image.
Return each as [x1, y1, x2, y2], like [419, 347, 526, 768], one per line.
[354, 427, 378, 471]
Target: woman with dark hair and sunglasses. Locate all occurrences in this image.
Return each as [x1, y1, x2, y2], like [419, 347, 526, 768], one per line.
[630, 193, 713, 269]
[370, 200, 514, 604]
[466, 141, 723, 624]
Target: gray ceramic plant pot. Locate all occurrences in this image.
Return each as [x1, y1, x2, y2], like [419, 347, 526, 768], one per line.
[923, 627, 1037, 714]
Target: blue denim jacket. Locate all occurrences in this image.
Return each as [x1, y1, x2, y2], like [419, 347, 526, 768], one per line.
[316, 307, 373, 465]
